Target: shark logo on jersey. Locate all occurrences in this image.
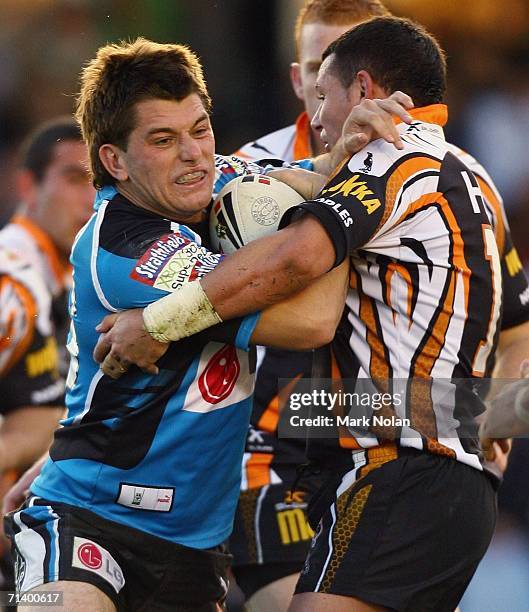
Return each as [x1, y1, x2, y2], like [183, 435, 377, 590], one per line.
[182, 342, 254, 414]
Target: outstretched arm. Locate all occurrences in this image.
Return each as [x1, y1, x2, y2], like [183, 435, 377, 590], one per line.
[94, 258, 349, 378]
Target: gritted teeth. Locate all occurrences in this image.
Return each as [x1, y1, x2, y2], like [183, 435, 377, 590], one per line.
[176, 171, 205, 184]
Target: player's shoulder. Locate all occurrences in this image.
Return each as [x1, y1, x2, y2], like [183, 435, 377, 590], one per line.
[345, 120, 454, 181]
[93, 192, 177, 260]
[0, 246, 50, 313]
[234, 124, 297, 161]
[445, 142, 500, 194]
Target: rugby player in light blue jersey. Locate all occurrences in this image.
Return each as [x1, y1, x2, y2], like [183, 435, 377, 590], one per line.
[4, 38, 349, 612]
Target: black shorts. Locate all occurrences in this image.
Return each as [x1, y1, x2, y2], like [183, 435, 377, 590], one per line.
[230, 470, 323, 597]
[4, 497, 231, 612]
[296, 449, 497, 612]
[230, 470, 325, 568]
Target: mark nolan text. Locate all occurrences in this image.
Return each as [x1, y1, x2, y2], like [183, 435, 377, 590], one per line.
[290, 415, 411, 428]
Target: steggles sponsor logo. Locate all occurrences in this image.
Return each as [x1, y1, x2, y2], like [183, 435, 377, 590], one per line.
[131, 233, 222, 290]
[131, 234, 188, 282]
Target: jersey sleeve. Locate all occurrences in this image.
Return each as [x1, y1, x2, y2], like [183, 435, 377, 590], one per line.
[475, 174, 529, 330]
[279, 157, 388, 266]
[213, 154, 313, 198]
[97, 225, 260, 350]
[499, 235, 529, 329]
[0, 275, 64, 413]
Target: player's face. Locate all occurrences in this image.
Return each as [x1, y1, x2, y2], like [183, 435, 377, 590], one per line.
[115, 95, 215, 223]
[294, 23, 358, 123]
[311, 55, 361, 151]
[35, 140, 95, 258]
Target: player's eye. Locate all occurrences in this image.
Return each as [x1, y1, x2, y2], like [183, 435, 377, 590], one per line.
[154, 137, 172, 146]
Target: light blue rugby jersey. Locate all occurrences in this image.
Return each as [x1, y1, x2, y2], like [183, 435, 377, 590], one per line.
[30, 154, 296, 549]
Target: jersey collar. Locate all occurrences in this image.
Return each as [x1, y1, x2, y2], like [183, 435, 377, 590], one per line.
[11, 214, 69, 290]
[294, 111, 312, 159]
[395, 103, 448, 127]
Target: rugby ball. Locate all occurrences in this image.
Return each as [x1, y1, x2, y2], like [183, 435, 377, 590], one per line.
[209, 174, 305, 254]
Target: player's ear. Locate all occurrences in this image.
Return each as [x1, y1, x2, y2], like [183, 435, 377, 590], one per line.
[99, 144, 128, 182]
[356, 70, 376, 100]
[290, 62, 304, 101]
[15, 169, 39, 212]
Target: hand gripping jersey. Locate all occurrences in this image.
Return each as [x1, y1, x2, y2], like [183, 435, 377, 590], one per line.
[30, 155, 282, 549]
[281, 104, 526, 472]
[0, 218, 66, 412]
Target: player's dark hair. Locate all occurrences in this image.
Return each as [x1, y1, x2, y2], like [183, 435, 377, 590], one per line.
[19, 117, 82, 182]
[76, 37, 212, 189]
[323, 17, 447, 106]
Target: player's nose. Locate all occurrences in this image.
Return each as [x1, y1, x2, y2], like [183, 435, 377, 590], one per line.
[179, 134, 202, 162]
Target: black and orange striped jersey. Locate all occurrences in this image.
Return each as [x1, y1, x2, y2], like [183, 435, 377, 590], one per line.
[0, 215, 69, 410]
[446, 144, 529, 330]
[281, 104, 516, 470]
[0, 245, 63, 412]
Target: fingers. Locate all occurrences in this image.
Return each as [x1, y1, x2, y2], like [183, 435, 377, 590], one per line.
[101, 353, 130, 380]
[93, 333, 112, 363]
[386, 90, 414, 111]
[520, 360, 529, 378]
[96, 313, 119, 333]
[342, 93, 415, 153]
[343, 133, 369, 155]
[140, 363, 160, 376]
[480, 436, 496, 462]
[375, 97, 414, 125]
[345, 100, 404, 149]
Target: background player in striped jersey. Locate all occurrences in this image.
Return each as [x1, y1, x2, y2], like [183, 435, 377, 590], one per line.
[235, 0, 389, 163]
[0, 118, 93, 478]
[97, 17, 529, 611]
[0, 119, 94, 551]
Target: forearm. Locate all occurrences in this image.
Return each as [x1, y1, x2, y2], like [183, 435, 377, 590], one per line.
[493, 326, 529, 378]
[0, 406, 62, 472]
[201, 214, 335, 320]
[144, 214, 335, 343]
[251, 259, 348, 349]
[266, 168, 327, 200]
[310, 144, 348, 178]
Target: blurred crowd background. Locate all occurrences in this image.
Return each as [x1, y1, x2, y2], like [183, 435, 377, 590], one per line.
[1, 1, 528, 610]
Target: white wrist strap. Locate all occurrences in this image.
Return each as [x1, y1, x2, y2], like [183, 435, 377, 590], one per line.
[514, 385, 529, 426]
[143, 281, 222, 343]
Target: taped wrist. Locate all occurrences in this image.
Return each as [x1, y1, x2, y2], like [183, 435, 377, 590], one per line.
[143, 281, 222, 342]
[514, 385, 529, 426]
